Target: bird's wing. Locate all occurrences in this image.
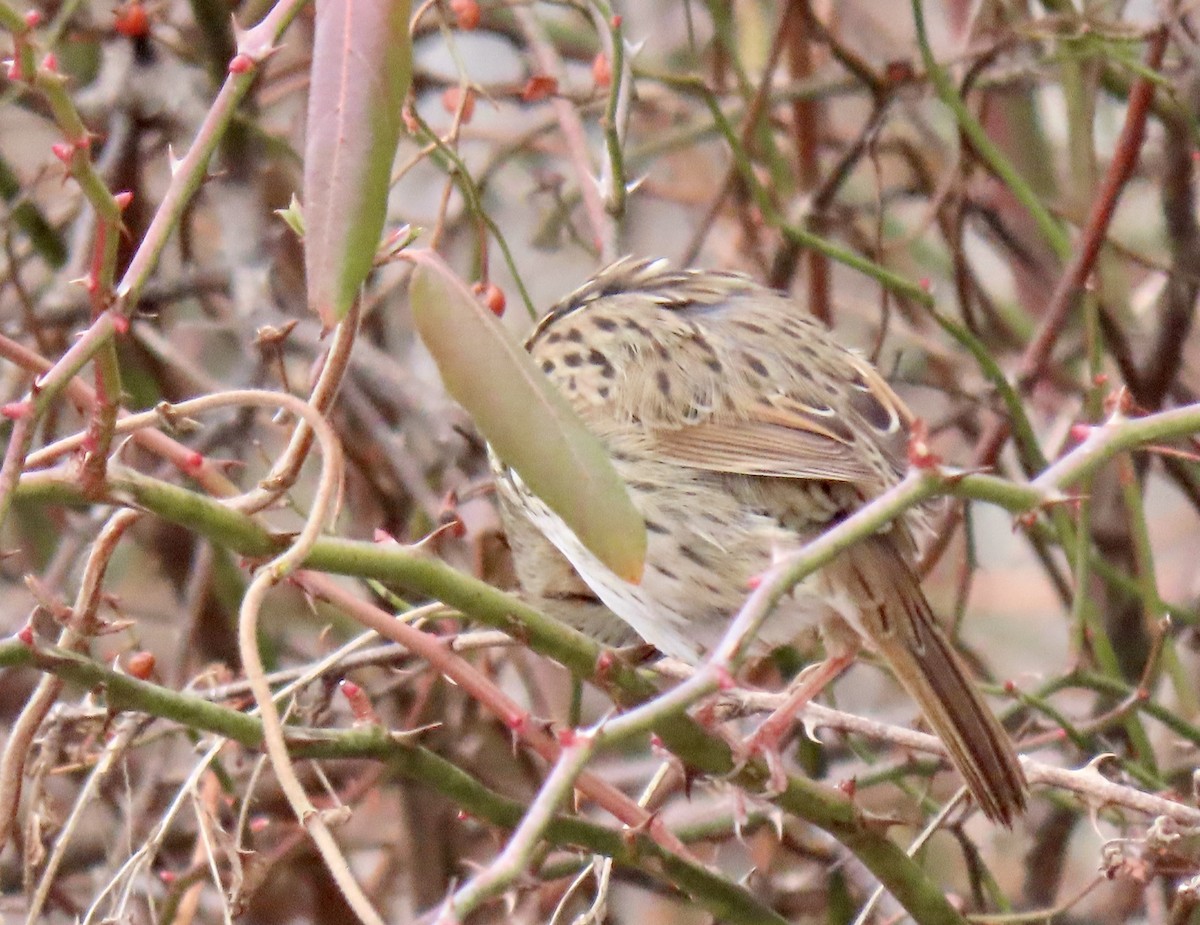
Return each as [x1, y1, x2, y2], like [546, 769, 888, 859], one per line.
[650, 355, 914, 483]
[652, 398, 878, 483]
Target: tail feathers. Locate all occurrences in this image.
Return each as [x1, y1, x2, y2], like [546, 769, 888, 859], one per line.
[838, 537, 1027, 825]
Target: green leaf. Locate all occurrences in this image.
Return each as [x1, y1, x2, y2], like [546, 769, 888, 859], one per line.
[303, 0, 412, 329]
[408, 251, 646, 583]
[276, 194, 305, 238]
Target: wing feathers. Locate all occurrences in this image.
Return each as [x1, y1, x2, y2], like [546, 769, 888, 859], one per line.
[653, 419, 875, 482]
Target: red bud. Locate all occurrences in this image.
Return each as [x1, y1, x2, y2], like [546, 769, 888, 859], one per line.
[592, 52, 611, 88]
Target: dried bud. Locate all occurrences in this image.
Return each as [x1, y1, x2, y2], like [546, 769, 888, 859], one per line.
[521, 74, 557, 103]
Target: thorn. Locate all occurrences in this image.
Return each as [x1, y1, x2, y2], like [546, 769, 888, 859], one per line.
[906, 418, 941, 468]
[1, 400, 32, 420]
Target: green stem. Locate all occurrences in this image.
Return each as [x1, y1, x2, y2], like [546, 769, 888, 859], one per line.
[911, 0, 1070, 262]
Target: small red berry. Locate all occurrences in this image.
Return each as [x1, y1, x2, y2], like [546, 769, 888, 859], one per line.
[449, 0, 480, 30]
[114, 1, 149, 37]
[127, 650, 156, 679]
[228, 53, 254, 74]
[24, 9, 42, 28]
[471, 280, 505, 316]
[482, 283, 505, 316]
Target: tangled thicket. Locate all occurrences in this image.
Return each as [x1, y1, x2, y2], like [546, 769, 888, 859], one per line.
[4, 1, 1200, 923]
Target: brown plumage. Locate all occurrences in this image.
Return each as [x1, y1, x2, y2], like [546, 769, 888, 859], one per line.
[493, 257, 1027, 825]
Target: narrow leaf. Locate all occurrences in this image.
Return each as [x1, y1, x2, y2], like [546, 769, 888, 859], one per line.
[303, 0, 412, 329]
[408, 251, 646, 583]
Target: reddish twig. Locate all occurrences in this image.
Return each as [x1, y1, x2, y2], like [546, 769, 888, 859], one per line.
[974, 27, 1168, 469]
